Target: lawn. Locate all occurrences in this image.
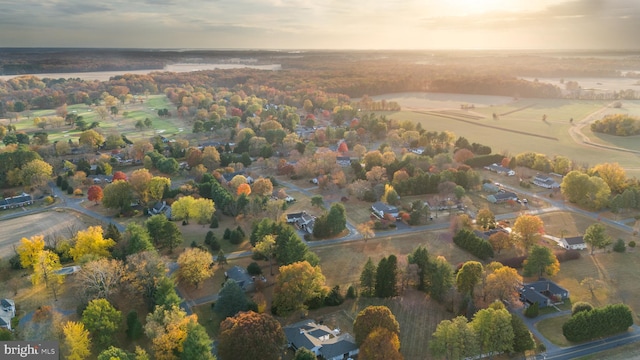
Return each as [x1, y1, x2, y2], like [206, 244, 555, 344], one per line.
[536, 315, 572, 347]
[3, 95, 183, 145]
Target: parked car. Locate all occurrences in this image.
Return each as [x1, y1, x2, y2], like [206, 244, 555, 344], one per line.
[285, 196, 296, 203]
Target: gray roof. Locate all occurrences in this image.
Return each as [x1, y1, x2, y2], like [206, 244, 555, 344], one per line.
[320, 333, 357, 359]
[372, 202, 398, 214]
[520, 280, 569, 307]
[564, 236, 584, 245]
[225, 266, 253, 290]
[0, 193, 32, 206]
[284, 320, 358, 358]
[473, 228, 507, 240]
[0, 299, 13, 309]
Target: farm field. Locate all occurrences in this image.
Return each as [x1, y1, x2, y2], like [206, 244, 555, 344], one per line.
[373, 95, 640, 177]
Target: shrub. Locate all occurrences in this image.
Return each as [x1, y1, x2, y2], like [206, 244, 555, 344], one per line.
[9, 254, 23, 270]
[524, 302, 539, 318]
[324, 286, 344, 306]
[453, 229, 494, 260]
[126, 310, 143, 340]
[60, 179, 69, 190]
[223, 228, 231, 240]
[629, 240, 636, 248]
[209, 216, 219, 228]
[572, 301, 593, 315]
[247, 262, 262, 276]
[347, 285, 357, 299]
[67, 187, 74, 194]
[613, 238, 626, 253]
[43, 196, 54, 205]
[563, 304, 633, 342]
[499, 256, 527, 269]
[209, 239, 221, 251]
[555, 250, 581, 262]
[229, 229, 244, 244]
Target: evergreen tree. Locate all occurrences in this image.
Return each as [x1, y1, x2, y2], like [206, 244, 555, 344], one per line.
[360, 257, 377, 297]
[214, 280, 250, 319]
[375, 255, 398, 298]
[180, 321, 215, 360]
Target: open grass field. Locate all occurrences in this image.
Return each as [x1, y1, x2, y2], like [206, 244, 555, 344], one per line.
[373, 95, 640, 177]
[0, 210, 95, 259]
[1, 95, 183, 144]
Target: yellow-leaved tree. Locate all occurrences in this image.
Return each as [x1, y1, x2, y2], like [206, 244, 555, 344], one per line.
[144, 304, 198, 360]
[17, 235, 45, 269]
[176, 248, 214, 289]
[171, 196, 214, 225]
[70, 226, 115, 262]
[62, 321, 92, 360]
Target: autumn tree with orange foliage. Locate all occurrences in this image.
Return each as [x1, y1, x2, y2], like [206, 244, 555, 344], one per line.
[359, 327, 404, 360]
[112, 171, 127, 181]
[237, 183, 251, 196]
[144, 304, 198, 360]
[87, 185, 103, 204]
[217, 311, 286, 360]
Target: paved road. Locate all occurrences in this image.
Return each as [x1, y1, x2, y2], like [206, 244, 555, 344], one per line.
[48, 183, 126, 232]
[542, 325, 640, 360]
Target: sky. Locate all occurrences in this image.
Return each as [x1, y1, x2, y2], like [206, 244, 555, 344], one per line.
[0, 0, 639, 50]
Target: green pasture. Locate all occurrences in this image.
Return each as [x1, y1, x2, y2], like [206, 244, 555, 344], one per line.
[3, 95, 185, 143]
[387, 98, 640, 177]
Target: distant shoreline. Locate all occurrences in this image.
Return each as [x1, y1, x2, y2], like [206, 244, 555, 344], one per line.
[0, 63, 281, 81]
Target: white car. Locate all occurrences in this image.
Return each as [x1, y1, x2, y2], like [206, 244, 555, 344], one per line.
[285, 196, 295, 203]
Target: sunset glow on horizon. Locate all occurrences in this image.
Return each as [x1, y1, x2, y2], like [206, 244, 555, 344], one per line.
[0, 0, 638, 50]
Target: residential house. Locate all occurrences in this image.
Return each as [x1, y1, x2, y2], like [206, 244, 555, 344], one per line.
[533, 174, 560, 189]
[284, 320, 359, 360]
[482, 183, 500, 193]
[149, 201, 172, 219]
[221, 171, 250, 183]
[0, 299, 16, 331]
[224, 266, 255, 292]
[486, 191, 518, 204]
[484, 163, 515, 176]
[561, 236, 587, 250]
[286, 211, 315, 233]
[336, 156, 351, 167]
[474, 228, 509, 240]
[0, 193, 33, 210]
[520, 279, 569, 308]
[371, 202, 399, 219]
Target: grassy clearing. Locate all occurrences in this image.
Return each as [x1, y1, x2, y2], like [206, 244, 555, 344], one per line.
[536, 315, 572, 347]
[385, 98, 640, 177]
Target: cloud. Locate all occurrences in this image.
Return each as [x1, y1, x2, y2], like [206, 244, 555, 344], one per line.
[0, 0, 639, 49]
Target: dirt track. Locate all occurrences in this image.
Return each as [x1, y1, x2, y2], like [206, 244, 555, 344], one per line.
[0, 211, 87, 259]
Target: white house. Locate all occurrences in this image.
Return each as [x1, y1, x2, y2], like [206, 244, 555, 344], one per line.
[533, 174, 560, 189]
[371, 202, 399, 219]
[484, 163, 515, 176]
[0, 299, 16, 331]
[284, 320, 359, 360]
[562, 236, 587, 250]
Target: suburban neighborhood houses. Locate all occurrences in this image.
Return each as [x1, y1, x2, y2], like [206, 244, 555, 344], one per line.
[2, 49, 640, 360]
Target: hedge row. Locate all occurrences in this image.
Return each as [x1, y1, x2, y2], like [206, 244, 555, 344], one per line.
[562, 304, 633, 342]
[464, 154, 506, 168]
[453, 229, 494, 260]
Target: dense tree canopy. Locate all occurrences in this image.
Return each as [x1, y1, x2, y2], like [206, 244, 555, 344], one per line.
[273, 261, 327, 316]
[218, 311, 286, 360]
[353, 305, 400, 346]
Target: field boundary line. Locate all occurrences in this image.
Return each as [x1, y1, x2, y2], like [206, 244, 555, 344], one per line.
[412, 110, 559, 141]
